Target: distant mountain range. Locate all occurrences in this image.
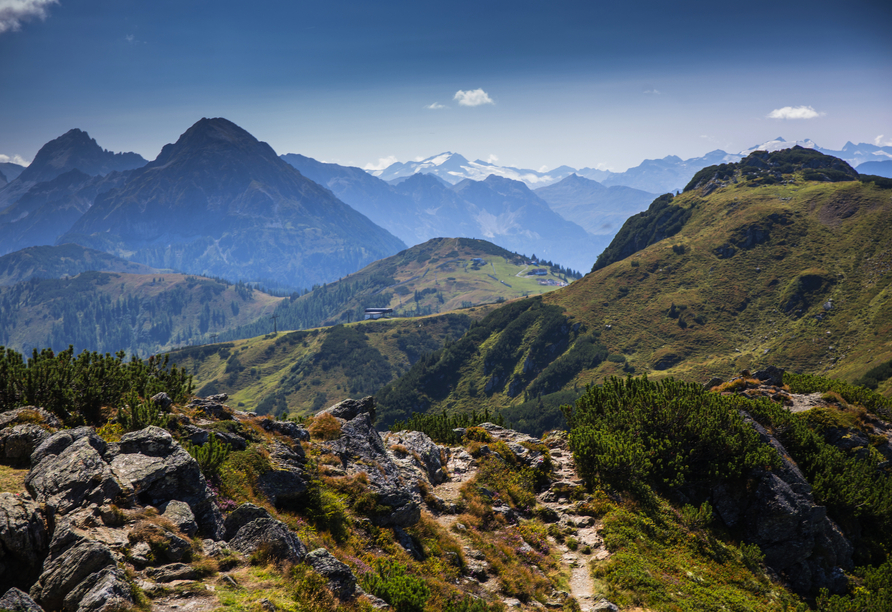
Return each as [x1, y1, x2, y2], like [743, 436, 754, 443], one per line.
[282, 154, 605, 273]
[369, 138, 892, 194]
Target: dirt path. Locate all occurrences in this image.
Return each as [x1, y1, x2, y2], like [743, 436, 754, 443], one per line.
[429, 428, 608, 610]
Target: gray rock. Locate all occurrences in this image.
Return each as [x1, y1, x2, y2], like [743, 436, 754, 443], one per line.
[0, 588, 44, 612]
[181, 424, 210, 446]
[47, 517, 86, 557]
[704, 376, 725, 389]
[0, 492, 49, 592]
[201, 539, 234, 559]
[317, 397, 375, 422]
[257, 442, 307, 508]
[386, 431, 447, 485]
[0, 407, 61, 430]
[187, 397, 233, 420]
[325, 413, 419, 527]
[228, 518, 307, 563]
[62, 566, 133, 612]
[150, 392, 173, 410]
[30, 427, 105, 468]
[162, 500, 198, 538]
[259, 419, 310, 442]
[128, 541, 152, 567]
[710, 412, 854, 594]
[0, 424, 51, 466]
[305, 548, 357, 600]
[592, 599, 619, 612]
[754, 365, 785, 387]
[223, 503, 273, 541]
[393, 527, 423, 560]
[212, 431, 247, 451]
[110, 427, 222, 538]
[26, 436, 122, 515]
[144, 563, 197, 583]
[30, 540, 116, 612]
[131, 523, 191, 562]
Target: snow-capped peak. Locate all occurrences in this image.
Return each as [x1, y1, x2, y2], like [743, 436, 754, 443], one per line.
[740, 138, 818, 155]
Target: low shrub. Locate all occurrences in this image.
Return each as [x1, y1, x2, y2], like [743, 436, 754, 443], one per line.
[184, 435, 231, 478]
[360, 558, 430, 612]
[308, 413, 342, 441]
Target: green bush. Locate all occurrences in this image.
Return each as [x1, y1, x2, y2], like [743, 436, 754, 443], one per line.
[359, 559, 430, 612]
[390, 408, 504, 444]
[785, 371, 892, 420]
[183, 435, 231, 478]
[118, 391, 171, 432]
[562, 376, 780, 495]
[816, 556, 892, 611]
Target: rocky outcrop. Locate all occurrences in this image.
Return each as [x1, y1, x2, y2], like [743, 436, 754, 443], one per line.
[305, 548, 357, 600]
[711, 413, 853, 594]
[0, 425, 51, 466]
[318, 396, 376, 422]
[29, 540, 116, 611]
[62, 566, 133, 612]
[385, 430, 447, 486]
[227, 517, 307, 563]
[0, 588, 44, 612]
[260, 418, 310, 442]
[0, 493, 49, 593]
[326, 412, 420, 527]
[256, 441, 307, 508]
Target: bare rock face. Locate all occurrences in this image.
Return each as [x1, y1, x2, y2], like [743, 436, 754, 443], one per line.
[317, 396, 376, 422]
[260, 418, 310, 442]
[0, 588, 44, 612]
[385, 430, 447, 486]
[325, 413, 420, 527]
[711, 413, 853, 594]
[305, 548, 357, 600]
[0, 408, 61, 431]
[62, 566, 133, 612]
[29, 540, 116, 612]
[25, 434, 122, 515]
[222, 503, 273, 541]
[228, 517, 307, 563]
[0, 493, 49, 594]
[161, 500, 198, 538]
[0, 424, 51, 466]
[110, 426, 222, 538]
[256, 441, 307, 508]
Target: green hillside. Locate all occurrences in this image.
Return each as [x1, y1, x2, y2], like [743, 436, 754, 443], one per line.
[167, 309, 500, 416]
[216, 237, 579, 341]
[0, 272, 284, 356]
[376, 150, 892, 426]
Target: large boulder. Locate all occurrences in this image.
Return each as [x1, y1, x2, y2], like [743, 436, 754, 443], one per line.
[305, 548, 357, 600]
[256, 442, 307, 508]
[0, 407, 61, 431]
[0, 424, 51, 466]
[30, 540, 116, 612]
[317, 397, 375, 422]
[228, 518, 307, 563]
[325, 413, 419, 527]
[222, 503, 273, 541]
[0, 588, 44, 612]
[161, 500, 198, 538]
[711, 413, 854, 594]
[260, 418, 310, 442]
[25, 435, 122, 515]
[62, 566, 133, 612]
[0, 493, 49, 593]
[109, 426, 222, 538]
[29, 427, 104, 467]
[385, 430, 447, 485]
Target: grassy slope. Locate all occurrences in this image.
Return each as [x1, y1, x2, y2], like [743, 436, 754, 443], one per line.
[293, 237, 573, 323]
[375, 175, 892, 423]
[0, 272, 284, 355]
[168, 306, 500, 416]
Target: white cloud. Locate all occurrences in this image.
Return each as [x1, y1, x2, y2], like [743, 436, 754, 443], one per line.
[643, 88, 661, 95]
[537, 165, 549, 173]
[0, 153, 29, 166]
[874, 135, 892, 147]
[363, 155, 398, 171]
[454, 89, 494, 107]
[487, 154, 499, 164]
[425, 102, 446, 110]
[0, 0, 57, 34]
[767, 105, 824, 120]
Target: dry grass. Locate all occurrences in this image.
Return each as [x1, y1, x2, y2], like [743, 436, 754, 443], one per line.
[0, 465, 27, 494]
[307, 413, 343, 441]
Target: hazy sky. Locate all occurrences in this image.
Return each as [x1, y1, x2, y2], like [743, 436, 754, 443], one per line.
[1, 0, 890, 172]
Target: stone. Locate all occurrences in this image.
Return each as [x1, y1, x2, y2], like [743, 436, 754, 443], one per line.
[0, 493, 49, 592]
[213, 431, 247, 451]
[30, 540, 116, 612]
[753, 365, 785, 387]
[222, 503, 273, 541]
[0, 407, 61, 430]
[385, 431, 447, 485]
[325, 413, 419, 527]
[0, 424, 51, 466]
[259, 418, 310, 442]
[393, 527, 423, 560]
[26, 436, 122, 515]
[30, 427, 105, 468]
[132, 522, 192, 562]
[592, 599, 619, 611]
[145, 563, 197, 583]
[162, 500, 199, 538]
[62, 566, 133, 612]
[110, 426, 222, 538]
[228, 518, 307, 563]
[704, 376, 725, 389]
[305, 548, 357, 600]
[0, 588, 44, 612]
[187, 397, 233, 420]
[150, 392, 173, 410]
[317, 396, 375, 421]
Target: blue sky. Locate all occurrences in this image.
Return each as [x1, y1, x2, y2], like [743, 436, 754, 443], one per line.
[1, 0, 890, 172]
